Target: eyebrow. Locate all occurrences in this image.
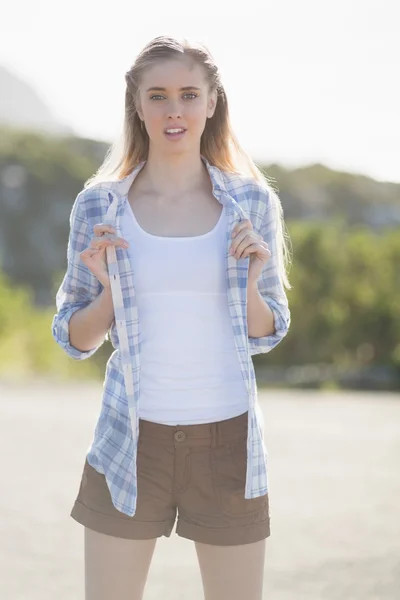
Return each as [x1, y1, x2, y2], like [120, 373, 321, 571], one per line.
[146, 86, 202, 92]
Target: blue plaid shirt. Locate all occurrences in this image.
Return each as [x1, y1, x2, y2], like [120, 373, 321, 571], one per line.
[52, 156, 290, 516]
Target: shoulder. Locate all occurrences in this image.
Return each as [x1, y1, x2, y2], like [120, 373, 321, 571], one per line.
[71, 183, 114, 223]
[219, 171, 276, 232]
[221, 170, 273, 211]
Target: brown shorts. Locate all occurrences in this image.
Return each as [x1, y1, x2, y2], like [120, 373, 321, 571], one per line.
[70, 410, 270, 546]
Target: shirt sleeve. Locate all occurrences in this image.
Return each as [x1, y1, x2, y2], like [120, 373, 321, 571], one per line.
[51, 190, 105, 360]
[248, 187, 291, 356]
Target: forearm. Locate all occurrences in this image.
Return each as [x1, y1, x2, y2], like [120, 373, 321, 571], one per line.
[69, 286, 115, 352]
[247, 281, 275, 338]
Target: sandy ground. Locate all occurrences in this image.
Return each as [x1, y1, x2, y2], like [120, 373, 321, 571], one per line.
[0, 381, 399, 599]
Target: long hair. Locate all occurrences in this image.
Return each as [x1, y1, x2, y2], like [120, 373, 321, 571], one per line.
[84, 35, 291, 288]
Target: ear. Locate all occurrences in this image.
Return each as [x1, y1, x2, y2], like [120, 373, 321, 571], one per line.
[207, 89, 218, 119]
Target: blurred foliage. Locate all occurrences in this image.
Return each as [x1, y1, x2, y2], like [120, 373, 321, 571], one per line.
[0, 270, 98, 381]
[255, 221, 400, 374]
[0, 124, 109, 184]
[0, 223, 399, 388]
[0, 127, 109, 304]
[1, 126, 399, 306]
[0, 127, 399, 388]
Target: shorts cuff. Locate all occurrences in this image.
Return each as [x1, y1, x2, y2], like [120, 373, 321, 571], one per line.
[176, 518, 270, 546]
[70, 499, 175, 540]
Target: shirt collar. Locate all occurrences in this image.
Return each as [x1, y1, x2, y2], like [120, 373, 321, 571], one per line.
[108, 155, 230, 205]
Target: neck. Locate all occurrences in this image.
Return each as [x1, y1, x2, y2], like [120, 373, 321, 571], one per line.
[140, 150, 207, 197]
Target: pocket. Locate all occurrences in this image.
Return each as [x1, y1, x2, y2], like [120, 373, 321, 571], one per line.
[211, 438, 268, 518]
[77, 458, 121, 517]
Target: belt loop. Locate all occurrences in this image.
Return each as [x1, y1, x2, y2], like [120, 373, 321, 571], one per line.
[211, 422, 218, 448]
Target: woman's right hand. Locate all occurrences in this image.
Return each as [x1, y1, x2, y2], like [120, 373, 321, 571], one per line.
[80, 224, 129, 289]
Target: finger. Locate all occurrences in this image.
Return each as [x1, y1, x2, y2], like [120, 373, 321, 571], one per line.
[231, 219, 253, 238]
[90, 236, 129, 250]
[230, 231, 257, 255]
[254, 240, 270, 251]
[93, 232, 117, 242]
[93, 224, 116, 236]
[233, 240, 253, 258]
[242, 244, 271, 259]
[89, 238, 108, 250]
[80, 247, 101, 261]
[98, 233, 129, 245]
[233, 235, 268, 253]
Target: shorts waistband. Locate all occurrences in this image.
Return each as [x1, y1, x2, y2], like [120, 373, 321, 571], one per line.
[138, 411, 248, 448]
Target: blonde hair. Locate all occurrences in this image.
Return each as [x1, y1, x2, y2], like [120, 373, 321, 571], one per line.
[85, 35, 291, 288]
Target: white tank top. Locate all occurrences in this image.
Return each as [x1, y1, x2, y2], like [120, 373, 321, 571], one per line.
[121, 199, 248, 425]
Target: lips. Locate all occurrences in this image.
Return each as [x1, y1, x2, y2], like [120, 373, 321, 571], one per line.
[164, 127, 187, 141]
[164, 127, 186, 134]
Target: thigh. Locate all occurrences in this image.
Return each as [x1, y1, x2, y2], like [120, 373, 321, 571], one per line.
[195, 539, 266, 600]
[84, 527, 157, 600]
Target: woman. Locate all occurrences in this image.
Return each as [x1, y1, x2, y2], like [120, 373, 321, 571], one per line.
[52, 35, 291, 600]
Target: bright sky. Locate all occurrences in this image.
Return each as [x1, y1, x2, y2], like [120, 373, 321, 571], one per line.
[2, 0, 399, 183]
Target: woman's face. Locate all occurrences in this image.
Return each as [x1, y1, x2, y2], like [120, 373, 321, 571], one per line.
[137, 58, 217, 155]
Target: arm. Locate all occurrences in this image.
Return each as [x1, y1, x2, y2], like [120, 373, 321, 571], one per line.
[68, 286, 114, 353]
[247, 282, 275, 338]
[248, 189, 291, 355]
[51, 191, 112, 359]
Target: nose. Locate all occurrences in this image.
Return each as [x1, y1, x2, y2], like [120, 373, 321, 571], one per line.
[165, 98, 183, 120]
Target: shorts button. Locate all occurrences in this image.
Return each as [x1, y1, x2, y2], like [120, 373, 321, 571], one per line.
[174, 430, 186, 442]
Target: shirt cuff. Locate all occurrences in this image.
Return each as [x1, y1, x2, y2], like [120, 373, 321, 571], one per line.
[51, 304, 100, 360]
[248, 296, 290, 356]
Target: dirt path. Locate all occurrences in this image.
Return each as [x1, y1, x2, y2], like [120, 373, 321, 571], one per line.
[0, 381, 399, 599]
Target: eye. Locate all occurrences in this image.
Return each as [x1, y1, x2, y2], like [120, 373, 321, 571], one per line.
[183, 92, 198, 99]
[150, 94, 165, 100]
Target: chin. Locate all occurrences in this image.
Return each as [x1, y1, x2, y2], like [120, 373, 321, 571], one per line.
[163, 143, 193, 155]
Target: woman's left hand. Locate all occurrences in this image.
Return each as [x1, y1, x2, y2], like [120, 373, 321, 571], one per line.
[230, 219, 271, 284]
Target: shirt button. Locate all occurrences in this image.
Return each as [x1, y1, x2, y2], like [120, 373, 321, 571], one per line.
[174, 431, 186, 442]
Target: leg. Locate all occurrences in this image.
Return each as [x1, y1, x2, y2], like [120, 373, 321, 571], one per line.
[195, 539, 266, 600]
[84, 527, 157, 600]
